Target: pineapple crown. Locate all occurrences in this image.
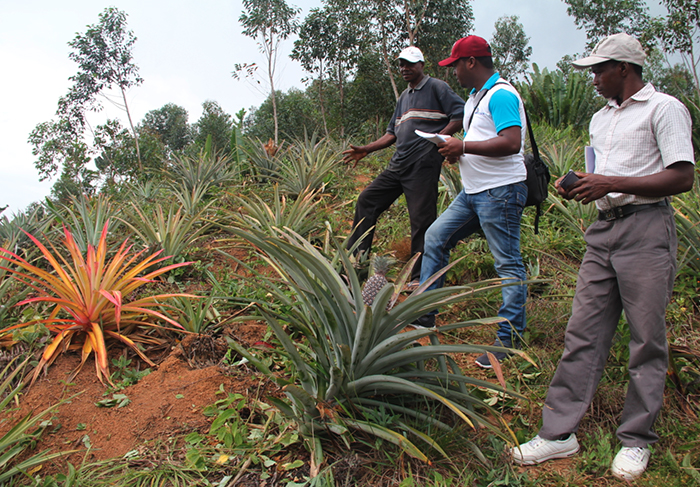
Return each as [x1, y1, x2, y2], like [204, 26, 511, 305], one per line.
[371, 255, 395, 276]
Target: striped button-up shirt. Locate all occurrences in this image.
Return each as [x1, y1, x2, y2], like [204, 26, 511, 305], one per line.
[590, 83, 695, 210]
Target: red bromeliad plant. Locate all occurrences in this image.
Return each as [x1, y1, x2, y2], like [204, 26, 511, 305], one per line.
[0, 222, 193, 385]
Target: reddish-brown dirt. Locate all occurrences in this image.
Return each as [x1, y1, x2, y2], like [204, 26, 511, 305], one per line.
[1, 322, 270, 472]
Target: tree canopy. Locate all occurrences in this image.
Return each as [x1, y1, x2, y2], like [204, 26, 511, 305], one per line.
[140, 104, 191, 154]
[29, 7, 144, 202]
[490, 15, 533, 81]
[236, 0, 301, 146]
[193, 101, 235, 154]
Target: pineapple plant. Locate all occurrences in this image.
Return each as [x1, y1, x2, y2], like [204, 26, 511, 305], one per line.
[224, 227, 525, 464]
[362, 256, 393, 306]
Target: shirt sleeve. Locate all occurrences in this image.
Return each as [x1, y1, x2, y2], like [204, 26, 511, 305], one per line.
[652, 98, 695, 167]
[488, 89, 522, 133]
[435, 81, 465, 122]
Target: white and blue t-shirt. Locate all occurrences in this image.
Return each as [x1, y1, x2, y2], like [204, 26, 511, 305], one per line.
[458, 73, 527, 193]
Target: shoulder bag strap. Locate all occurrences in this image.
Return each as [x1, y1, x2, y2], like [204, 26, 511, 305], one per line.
[525, 107, 539, 159]
[468, 80, 537, 157]
[466, 88, 489, 132]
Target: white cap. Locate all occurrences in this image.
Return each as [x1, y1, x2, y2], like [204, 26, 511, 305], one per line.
[573, 33, 646, 68]
[397, 46, 424, 63]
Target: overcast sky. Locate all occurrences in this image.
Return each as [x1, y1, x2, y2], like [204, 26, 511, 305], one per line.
[0, 0, 589, 216]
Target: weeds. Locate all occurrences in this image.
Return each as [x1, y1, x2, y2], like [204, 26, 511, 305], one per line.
[107, 355, 151, 392]
[185, 386, 302, 483]
[578, 428, 616, 477]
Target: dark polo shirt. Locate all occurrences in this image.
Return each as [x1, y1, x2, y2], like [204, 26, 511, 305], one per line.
[386, 75, 465, 171]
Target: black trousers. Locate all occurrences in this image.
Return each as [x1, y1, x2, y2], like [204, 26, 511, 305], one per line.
[347, 151, 443, 280]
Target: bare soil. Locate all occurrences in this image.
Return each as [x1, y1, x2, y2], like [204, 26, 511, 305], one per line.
[1, 322, 270, 474]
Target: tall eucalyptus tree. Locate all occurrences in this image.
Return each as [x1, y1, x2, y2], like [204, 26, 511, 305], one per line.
[64, 7, 144, 169]
[29, 7, 143, 200]
[236, 0, 300, 146]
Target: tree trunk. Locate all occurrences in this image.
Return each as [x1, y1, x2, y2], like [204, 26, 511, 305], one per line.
[318, 60, 329, 137]
[268, 47, 279, 147]
[263, 27, 280, 147]
[121, 86, 142, 171]
[338, 61, 345, 137]
[404, 0, 429, 45]
[381, 32, 399, 100]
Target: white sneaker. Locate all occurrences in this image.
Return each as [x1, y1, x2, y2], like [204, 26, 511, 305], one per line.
[511, 434, 580, 465]
[611, 447, 650, 480]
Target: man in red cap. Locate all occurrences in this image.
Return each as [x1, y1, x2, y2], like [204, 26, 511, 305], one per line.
[417, 36, 528, 368]
[343, 46, 465, 286]
[512, 33, 694, 481]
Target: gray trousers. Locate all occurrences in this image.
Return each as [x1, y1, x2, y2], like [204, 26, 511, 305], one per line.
[539, 205, 676, 447]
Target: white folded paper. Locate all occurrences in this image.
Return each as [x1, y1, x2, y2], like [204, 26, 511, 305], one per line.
[415, 129, 450, 145]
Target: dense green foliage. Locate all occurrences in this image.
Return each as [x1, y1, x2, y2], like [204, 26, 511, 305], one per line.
[140, 103, 191, 153]
[5, 118, 700, 485]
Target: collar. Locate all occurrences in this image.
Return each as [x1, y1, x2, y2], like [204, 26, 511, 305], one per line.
[606, 82, 656, 108]
[629, 82, 656, 102]
[470, 72, 501, 95]
[409, 75, 431, 92]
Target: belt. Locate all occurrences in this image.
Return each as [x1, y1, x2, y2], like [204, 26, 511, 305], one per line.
[598, 200, 669, 222]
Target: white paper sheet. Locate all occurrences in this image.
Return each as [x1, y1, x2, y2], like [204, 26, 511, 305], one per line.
[415, 129, 450, 145]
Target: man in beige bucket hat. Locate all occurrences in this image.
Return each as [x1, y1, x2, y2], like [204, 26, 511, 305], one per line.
[511, 32, 695, 481]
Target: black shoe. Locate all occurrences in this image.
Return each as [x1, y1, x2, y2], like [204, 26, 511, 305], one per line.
[475, 339, 515, 369]
[409, 314, 435, 329]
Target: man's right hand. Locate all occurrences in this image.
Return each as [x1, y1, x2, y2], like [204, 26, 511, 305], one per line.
[342, 145, 368, 168]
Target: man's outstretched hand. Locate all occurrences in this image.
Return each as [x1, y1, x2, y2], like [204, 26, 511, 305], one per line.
[343, 145, 368, 168]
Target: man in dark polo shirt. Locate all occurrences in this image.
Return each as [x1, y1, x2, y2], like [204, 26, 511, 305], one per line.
[343, 46, 465, 284]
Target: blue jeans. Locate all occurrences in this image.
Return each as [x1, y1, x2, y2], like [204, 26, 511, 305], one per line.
[420, 182, 528, 344]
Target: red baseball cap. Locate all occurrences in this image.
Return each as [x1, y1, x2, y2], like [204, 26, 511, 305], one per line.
[438, 36, 492, 66]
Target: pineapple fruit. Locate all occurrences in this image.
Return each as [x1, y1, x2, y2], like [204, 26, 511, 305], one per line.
[362, 256, 392, 306]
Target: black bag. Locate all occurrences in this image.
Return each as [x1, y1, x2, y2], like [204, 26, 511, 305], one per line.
[523, 111, 550, 234]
